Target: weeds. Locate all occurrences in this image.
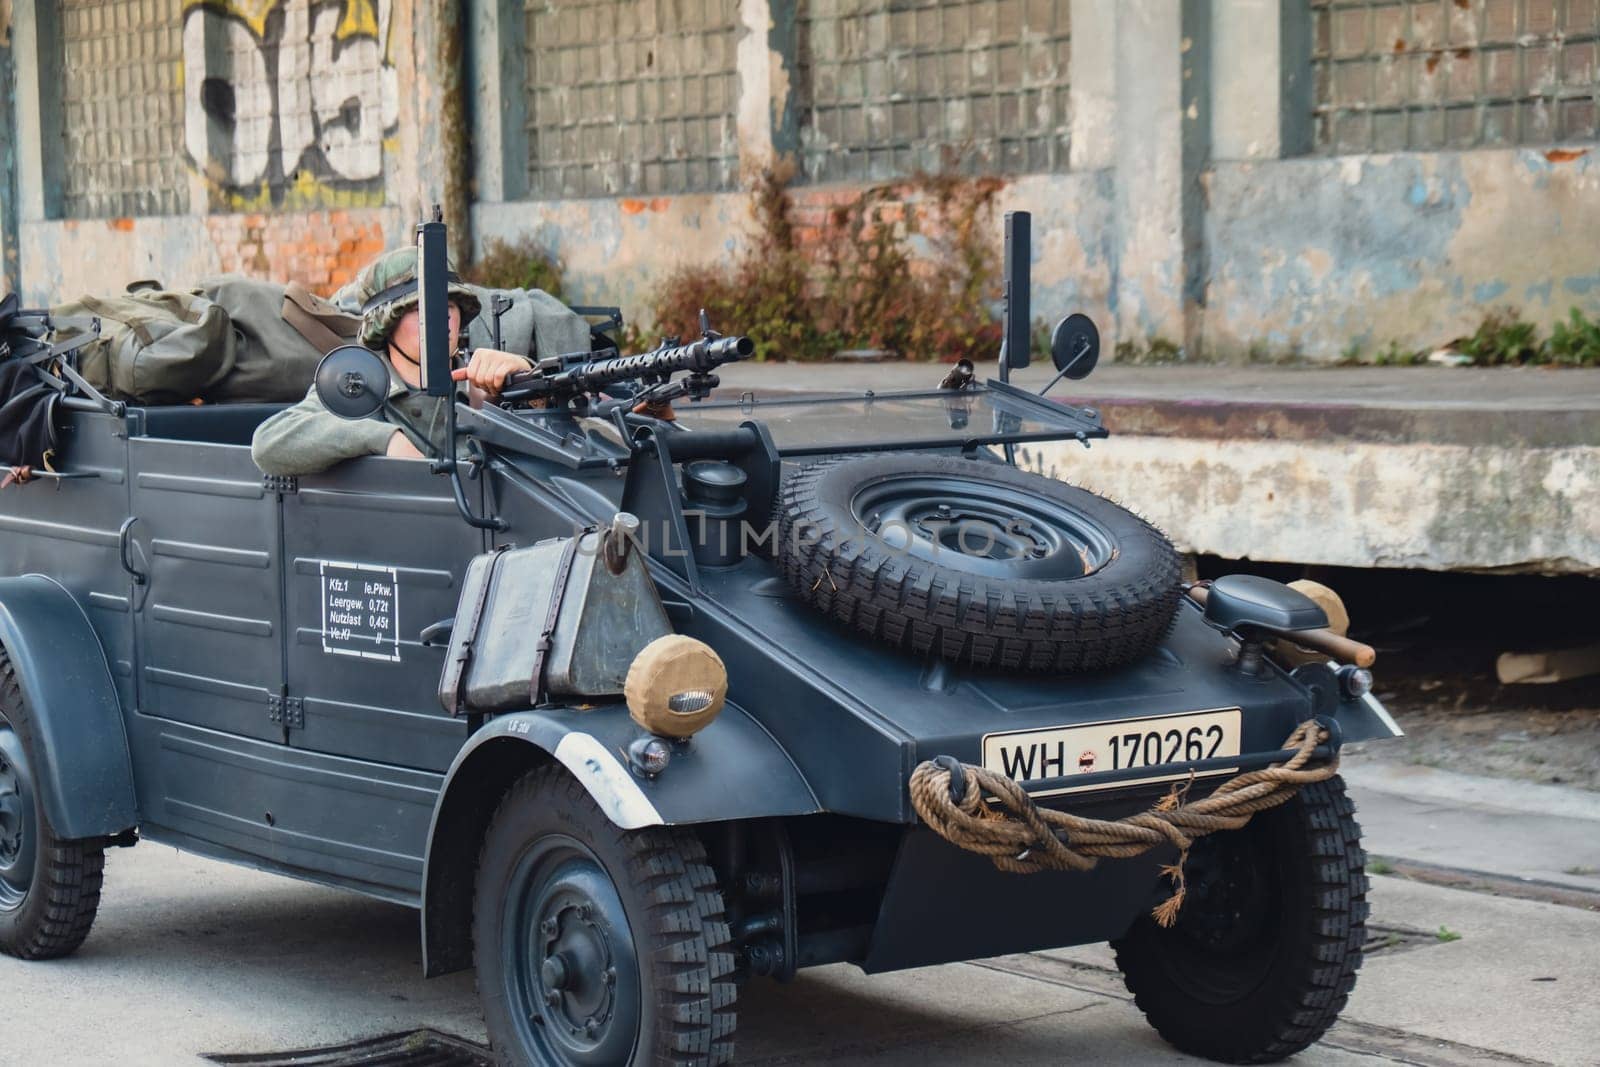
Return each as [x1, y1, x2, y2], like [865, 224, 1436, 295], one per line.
[466, 236, 566, 300]
[1546, 307, 1600, 366]
[1456, 308, 1541, 366]
[1368, 858, 1396, 876]
[642, 161, 1004, 361]
[1435, 925, 1463, 943]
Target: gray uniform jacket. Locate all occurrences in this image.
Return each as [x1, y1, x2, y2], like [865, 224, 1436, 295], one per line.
[251, 379, 461, 476]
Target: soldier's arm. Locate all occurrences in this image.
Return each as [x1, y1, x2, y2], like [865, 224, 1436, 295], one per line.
[250, 387, 402, 476]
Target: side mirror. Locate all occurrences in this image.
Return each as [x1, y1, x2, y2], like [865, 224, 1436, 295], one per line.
[314, 345, 391, 420]
[1050, 313, 1100, 380]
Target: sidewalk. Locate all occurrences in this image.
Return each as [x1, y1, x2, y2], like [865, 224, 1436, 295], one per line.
[1341, 759, 1600, 899]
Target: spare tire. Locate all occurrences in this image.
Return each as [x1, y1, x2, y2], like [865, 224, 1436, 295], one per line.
[776, 454, 1182, 672]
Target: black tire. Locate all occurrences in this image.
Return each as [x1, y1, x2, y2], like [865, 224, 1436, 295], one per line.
[1111, 777, 1369, 1064]
[776, 453, 1182, 672]
[0, 651, 106, 961]
[473, 766, 736, 1067]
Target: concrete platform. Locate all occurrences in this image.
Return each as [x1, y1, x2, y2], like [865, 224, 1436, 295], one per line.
[711, 362, 1600, 575]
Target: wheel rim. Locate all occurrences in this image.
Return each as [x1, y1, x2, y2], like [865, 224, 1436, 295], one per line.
[0, 712, 38, 912]
[502, 835, 642, 1066]
[850, 473, 1117, 580]
[1155, 822, 1283, 1004]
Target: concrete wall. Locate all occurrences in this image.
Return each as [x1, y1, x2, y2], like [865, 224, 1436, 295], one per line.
[1, 0, 1596, 361]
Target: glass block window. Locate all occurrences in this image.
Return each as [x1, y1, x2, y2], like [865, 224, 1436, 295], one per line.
[523, 0, 742, 197]
[60, 0, 190, 218]
[797, 0, 1071, 184]
[1312, 0, 1600, 152]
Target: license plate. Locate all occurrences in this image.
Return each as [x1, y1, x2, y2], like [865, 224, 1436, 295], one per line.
[982, 708, 1242, 797]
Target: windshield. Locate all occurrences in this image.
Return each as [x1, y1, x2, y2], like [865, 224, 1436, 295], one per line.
[673, 380, 1104, 456]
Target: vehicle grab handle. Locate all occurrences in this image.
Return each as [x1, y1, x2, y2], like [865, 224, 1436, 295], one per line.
[117, 517, 147, 586]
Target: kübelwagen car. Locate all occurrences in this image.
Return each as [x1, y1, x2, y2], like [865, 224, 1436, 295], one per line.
[0, 214, 1399, 1065]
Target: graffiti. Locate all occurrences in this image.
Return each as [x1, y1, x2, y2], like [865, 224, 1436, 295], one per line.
[182, 0, 398, 205]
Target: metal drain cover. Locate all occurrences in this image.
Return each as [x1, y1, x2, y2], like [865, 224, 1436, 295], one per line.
[204, 1029, 493, 1067]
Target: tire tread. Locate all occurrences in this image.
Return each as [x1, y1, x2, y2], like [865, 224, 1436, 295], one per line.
[0, 652, 105, 962]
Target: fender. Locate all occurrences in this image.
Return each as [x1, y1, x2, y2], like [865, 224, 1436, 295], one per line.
[0, 575, 138, 838]
[420, 700, 819, 976]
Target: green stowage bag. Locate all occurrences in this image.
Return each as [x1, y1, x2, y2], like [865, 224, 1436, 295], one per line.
[195, 277, 358, 404]
[52, 290, 235, 405]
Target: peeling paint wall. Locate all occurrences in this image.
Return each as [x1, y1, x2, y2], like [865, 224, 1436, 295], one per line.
[1204, 147, 1600, 360]
[2, 0, 1596, 363]
[9, 0, 418, 305]
[474, 168, 1117, 335]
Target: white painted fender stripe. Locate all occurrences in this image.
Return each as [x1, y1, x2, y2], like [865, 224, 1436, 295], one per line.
[552, 732, 664, 829]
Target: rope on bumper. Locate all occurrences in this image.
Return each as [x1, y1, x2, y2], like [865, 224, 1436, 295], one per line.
[908, 720, 1339, 926]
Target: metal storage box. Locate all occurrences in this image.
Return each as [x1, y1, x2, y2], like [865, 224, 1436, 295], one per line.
[438, 523, 672, 714]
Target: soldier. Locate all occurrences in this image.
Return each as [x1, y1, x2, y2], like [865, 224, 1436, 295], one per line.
[251, 248, 531, 476]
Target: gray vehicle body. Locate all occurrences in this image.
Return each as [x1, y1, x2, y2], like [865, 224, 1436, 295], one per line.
[0, 381, 1400, 980]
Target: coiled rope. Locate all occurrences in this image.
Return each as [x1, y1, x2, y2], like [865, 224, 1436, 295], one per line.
[908, 720, 1338, 925]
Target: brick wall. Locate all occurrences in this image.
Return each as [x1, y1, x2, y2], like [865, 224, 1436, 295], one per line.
[203, 209, 391, 292]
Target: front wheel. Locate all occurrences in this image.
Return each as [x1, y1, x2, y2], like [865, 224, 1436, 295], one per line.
[473, 766, 737, 1066]
[1112, 776, 1369, 1063]
[0, 652, 106, 960]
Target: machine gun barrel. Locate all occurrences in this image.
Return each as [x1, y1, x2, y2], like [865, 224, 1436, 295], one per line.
[567, 334, 754, 390]
[498, 334, 755, 405]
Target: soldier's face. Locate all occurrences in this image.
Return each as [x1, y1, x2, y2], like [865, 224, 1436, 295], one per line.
[388, 303, 463, 387]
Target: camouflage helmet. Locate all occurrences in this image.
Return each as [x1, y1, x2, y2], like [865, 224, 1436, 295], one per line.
[350, 247, 481, 348]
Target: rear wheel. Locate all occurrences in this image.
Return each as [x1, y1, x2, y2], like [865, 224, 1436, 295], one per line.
[473, 766, 736, 1066]
[0, 652, 105, 960]
[1112, 777, 1368, 1063]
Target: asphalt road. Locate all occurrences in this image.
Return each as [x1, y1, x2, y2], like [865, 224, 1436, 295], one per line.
[4, 763, 1597, 1067]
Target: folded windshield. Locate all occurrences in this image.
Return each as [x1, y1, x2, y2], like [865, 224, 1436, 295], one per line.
[673, 379, 1105, 456]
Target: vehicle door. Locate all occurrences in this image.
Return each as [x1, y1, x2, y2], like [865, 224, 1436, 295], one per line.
[279, 457, 483, 772]
[127, 435, 285, 743]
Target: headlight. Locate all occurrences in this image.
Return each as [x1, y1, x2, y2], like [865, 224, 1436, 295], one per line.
[624, 635, 728, 739]
[1338, 664, 1374, 699]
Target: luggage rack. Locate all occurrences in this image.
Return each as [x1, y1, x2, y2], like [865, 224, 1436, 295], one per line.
[1, 300, 123, 417]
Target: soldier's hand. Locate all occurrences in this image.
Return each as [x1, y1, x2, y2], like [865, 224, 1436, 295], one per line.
[452, 348, 532, 397]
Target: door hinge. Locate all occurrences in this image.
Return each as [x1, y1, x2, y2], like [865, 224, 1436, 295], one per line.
[269, 694, 304, 729]
[263, 474, 298, 494]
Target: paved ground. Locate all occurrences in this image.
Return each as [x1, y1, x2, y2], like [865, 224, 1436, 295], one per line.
[4, 757, 1597, 1067]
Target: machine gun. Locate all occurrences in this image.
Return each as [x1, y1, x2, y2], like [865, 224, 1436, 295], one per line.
[499, 315, 755, 413]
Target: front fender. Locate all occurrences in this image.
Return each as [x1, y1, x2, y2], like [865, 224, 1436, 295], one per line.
[419, 700, 819, 976]
[0, 575, 138, 838]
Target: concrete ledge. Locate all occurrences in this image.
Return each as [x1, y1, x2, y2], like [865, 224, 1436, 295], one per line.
[715, 362, 1600, 575]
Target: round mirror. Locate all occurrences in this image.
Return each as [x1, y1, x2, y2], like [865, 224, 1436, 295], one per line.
[314, 345, 391, 420]
[1050, 313, 1100, 380]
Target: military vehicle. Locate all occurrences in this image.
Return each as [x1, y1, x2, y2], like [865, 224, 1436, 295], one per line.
[0, 215, 1398, 1065]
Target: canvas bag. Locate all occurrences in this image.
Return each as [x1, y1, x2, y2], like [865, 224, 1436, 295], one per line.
[195, 277, 359, 403]
[51, 289, 235, 405]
